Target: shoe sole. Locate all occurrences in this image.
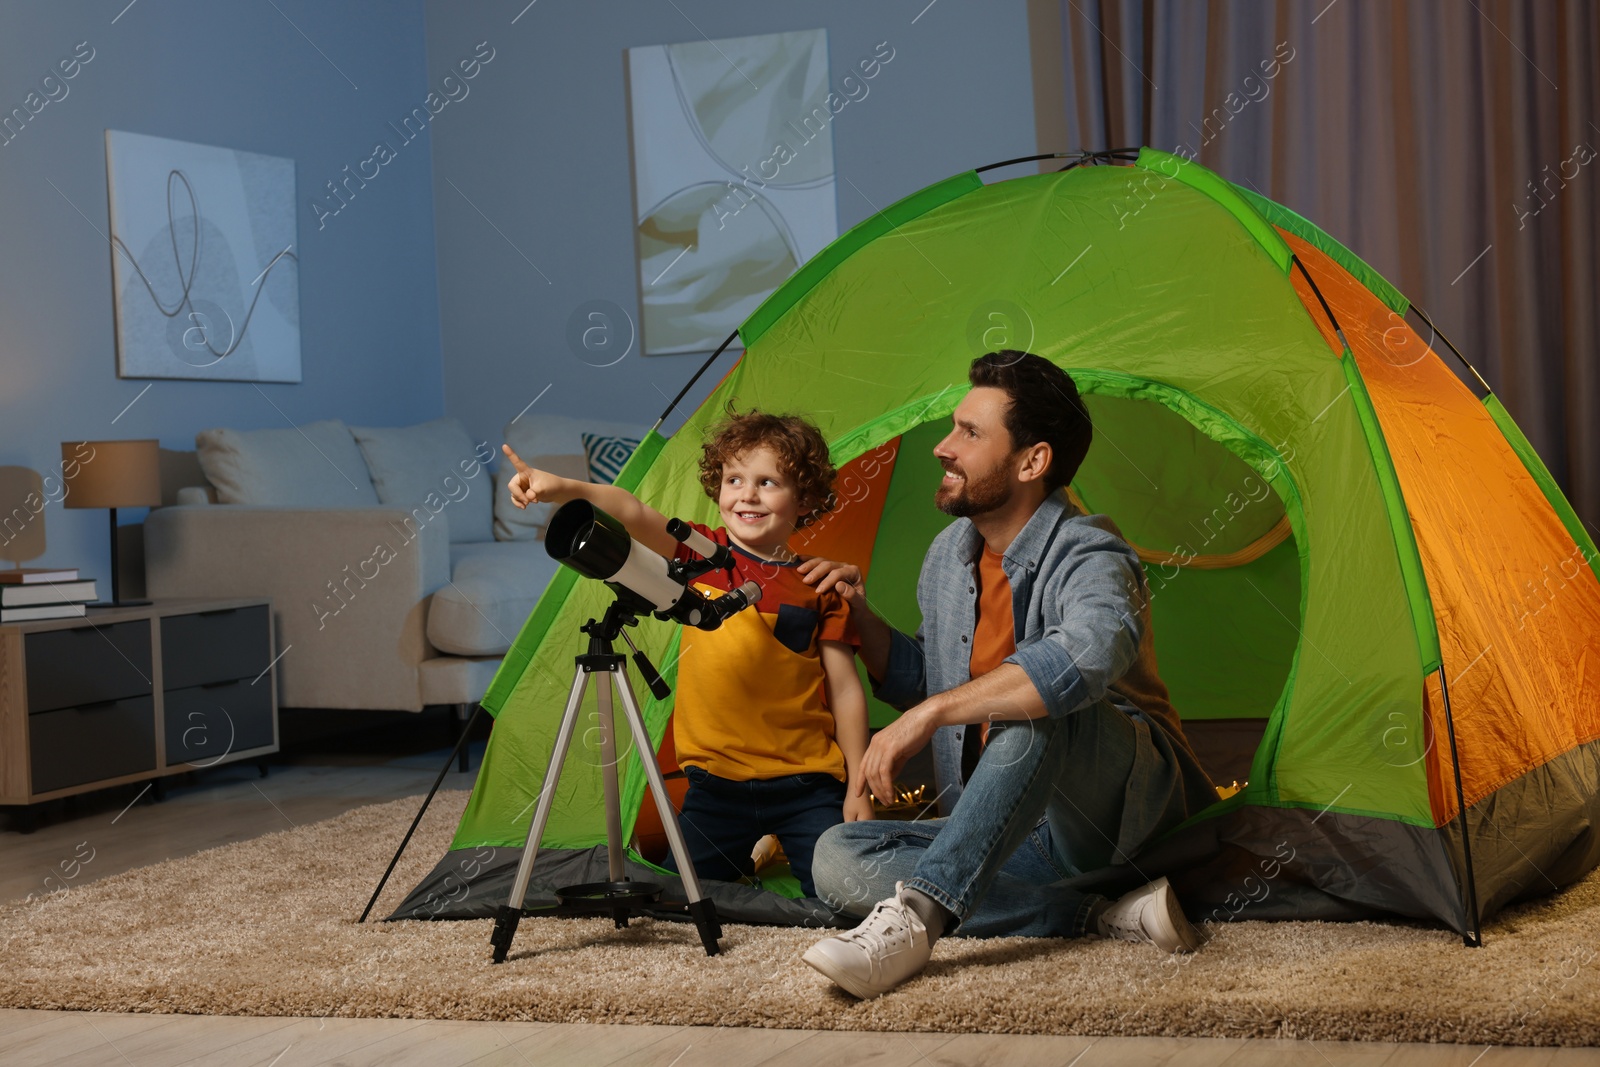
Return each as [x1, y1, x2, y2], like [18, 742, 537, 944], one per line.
[1150, 878, 1203, 953]
[801, 944, 885, 1000]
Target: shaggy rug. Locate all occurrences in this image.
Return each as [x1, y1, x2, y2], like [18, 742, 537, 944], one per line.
[1, 791, 1596, 1046]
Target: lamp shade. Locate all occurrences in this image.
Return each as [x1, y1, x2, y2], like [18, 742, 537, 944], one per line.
[61, 439, 161, 509]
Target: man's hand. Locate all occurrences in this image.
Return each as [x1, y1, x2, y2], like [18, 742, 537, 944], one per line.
[501, 444, 569, 510]
[797, 556, 865, 609]
[859, 706, 938, 804]
[842, 790, 876, 822]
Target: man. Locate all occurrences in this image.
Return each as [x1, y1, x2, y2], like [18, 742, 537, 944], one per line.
[795, 351, 1218, 1000]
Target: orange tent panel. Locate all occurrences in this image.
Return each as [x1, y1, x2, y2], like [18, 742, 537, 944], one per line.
[1284, 233, 1600, 825]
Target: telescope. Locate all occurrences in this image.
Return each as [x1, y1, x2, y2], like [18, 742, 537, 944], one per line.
[545, 500, 761, 630]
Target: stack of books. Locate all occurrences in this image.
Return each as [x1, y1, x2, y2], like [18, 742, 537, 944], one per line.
[0, 568, 100, 622]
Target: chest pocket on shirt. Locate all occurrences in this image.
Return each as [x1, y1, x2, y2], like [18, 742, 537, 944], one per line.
[772, 604, 820, 654]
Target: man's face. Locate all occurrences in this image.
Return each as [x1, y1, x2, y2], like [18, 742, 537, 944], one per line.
[933, 387, 1018, 518]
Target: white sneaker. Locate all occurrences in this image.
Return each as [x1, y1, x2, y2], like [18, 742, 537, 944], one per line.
[1097, 876, 1202, 953]
[802, 881, 934, 999]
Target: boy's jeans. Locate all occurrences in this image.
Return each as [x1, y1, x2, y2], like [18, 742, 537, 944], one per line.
[812, 700, 1146, 937]
[661, 766, 845, 897]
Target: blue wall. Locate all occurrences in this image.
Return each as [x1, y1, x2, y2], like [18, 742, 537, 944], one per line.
[0, 0, 445, 576]
[422, 0, 1039, 450]
[0, 0, 1039, 581]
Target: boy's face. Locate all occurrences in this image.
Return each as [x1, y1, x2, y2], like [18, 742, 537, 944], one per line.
[716, 445, 807, 549]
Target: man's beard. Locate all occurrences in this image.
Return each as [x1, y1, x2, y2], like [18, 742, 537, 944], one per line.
[935, 461, 1013, 517]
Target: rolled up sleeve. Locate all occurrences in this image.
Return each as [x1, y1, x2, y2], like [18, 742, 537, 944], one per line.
[869, 543, 943, 712]
[1004, 537, 1145, 719]
[871, 625, 928, 711]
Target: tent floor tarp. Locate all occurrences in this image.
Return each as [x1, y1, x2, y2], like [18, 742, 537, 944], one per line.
[389, 846, 847, 929]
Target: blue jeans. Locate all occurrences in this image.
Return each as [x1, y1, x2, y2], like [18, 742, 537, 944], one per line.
[660, 765, 845, 897]
[812, 700, 1144, 937]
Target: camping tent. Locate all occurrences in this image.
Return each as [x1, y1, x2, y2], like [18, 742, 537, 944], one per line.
[396, 148, 1600, 942]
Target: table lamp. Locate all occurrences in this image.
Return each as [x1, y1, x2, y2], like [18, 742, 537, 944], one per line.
[61, 439, 161, 607]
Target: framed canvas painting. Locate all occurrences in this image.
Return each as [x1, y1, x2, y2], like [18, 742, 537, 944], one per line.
[626, 29, 839, 355]
[105, 129, 301, 382]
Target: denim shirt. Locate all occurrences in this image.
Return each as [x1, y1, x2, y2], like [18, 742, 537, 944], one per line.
[873, 490, 1216, 844]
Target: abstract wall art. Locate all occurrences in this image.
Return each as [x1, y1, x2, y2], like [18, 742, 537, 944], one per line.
[626, 29, 839, 355]
[105, 129, 301, 382]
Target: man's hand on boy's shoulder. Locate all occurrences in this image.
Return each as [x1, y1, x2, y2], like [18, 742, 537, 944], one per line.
[797, 556, 864, 605]
[502, 444, 568, 509]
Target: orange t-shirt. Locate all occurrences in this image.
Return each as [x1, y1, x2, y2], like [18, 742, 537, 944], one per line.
[970, 543, 1016, 678]
[670, 523, 858, 782]
[970, 544, 1016, 746]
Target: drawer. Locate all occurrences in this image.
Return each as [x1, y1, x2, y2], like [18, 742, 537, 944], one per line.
[161, 605, 271, 690]
[164, 680, 275, 765]
[30, 695, 157, 794]
[25, 621, 152, 713]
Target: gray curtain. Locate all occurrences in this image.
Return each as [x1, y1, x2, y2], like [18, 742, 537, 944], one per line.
[1029, 0, 1599, 532]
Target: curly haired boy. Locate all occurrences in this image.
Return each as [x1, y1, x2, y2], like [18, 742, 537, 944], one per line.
[502, 409, 871, 897]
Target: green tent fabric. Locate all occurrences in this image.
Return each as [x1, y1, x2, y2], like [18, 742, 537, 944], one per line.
[394, 149, 1600, 938]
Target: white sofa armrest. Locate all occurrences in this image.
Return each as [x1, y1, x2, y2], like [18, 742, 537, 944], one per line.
[144, 505, 450, 712]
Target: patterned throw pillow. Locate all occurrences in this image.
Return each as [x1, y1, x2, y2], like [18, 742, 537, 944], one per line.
[581, 433, 641, 484]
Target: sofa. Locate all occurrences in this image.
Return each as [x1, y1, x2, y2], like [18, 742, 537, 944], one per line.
[143, 413, 648, 714]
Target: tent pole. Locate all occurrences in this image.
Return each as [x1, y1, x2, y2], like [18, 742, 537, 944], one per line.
[1437, 665, 1483, 947]
[358, 702, 488, 923]
[1406, 305, 1494, 396]
[974, 148, 1141, 175]
[1289, 254, 1349, 352]
[650, 328, 741, 436]
[1290, 257, 1494, 400]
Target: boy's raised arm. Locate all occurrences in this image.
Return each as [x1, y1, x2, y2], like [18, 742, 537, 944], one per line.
[502, 443, 679, 559]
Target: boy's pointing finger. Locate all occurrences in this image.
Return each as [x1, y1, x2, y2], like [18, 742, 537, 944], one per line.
[501, 443, 532, 472]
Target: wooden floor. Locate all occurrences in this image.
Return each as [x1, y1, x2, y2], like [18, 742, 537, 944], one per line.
[4, 1009, 1598, 1066]
[1, 714, 1595, 1066]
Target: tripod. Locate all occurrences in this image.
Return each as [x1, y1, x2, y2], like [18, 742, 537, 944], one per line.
[489, 596, 721, 962]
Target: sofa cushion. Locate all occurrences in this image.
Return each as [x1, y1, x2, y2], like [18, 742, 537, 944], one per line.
[351, 418, 494, 544]
[427, 540, 562, 655]
[195, 419, 379, 506]
[419, 655, 503, 706]
[495, 414, 649, 542]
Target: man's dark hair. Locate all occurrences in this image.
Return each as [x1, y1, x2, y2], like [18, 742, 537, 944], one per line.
[968, 351, 1093, 493]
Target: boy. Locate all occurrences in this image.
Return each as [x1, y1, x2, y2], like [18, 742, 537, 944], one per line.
[502, 410, 873, 898]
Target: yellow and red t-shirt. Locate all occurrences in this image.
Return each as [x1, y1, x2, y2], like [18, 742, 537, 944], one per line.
[670, 523, 858, 782]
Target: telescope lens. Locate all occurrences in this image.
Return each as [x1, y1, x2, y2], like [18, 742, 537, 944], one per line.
[572, 521, 596, 554]
[546, 499, 632, 580]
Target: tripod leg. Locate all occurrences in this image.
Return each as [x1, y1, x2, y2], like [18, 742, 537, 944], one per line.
[613, 667, 722, 956]
[594, 672, 627, 887]
[595, 670, 631, 929]
[490, 667, 589, 964]
[359, 702, 486, 923]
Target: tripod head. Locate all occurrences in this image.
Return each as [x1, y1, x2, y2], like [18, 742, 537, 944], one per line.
[581, 597, 672, 700]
